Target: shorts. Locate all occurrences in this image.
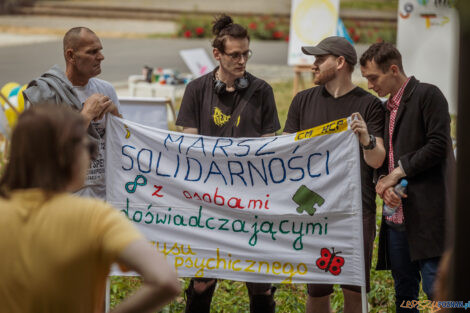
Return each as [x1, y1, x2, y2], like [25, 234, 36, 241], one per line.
[307, 211, 376, 296]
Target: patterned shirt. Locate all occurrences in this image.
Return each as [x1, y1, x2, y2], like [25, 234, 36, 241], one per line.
[385, 77, 410, 225]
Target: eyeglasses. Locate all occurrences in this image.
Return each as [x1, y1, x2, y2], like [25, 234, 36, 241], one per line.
[223, 49, 253, 61]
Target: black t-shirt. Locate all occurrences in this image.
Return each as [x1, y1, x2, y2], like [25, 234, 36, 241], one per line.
[176, 71, 280, 138]
[284, 85, 385, 216]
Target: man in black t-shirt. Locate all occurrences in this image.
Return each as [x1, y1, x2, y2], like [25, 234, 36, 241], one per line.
[177, 68, 279, 137]
[284, 36, 386, 313]
[176, 15, 280, 313]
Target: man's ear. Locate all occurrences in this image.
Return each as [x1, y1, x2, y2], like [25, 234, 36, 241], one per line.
[213, 48, 221, 61]
[336, 56, 346, 70]
[390, 64, 400, 76]
[65, 49, 75, 64]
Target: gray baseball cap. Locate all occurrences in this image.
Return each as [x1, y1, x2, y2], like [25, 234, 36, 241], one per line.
[302, 36, 357, 65]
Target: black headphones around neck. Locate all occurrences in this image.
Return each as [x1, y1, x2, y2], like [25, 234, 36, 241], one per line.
[213, 70, 250, 95]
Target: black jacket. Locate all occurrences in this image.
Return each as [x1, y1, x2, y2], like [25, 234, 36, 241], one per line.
[376, 76, 455, 269]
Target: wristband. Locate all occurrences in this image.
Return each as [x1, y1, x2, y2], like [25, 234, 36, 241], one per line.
[361, 134, 376, 150]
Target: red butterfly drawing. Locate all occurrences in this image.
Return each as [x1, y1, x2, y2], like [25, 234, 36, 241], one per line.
[316, 247, 345, 276]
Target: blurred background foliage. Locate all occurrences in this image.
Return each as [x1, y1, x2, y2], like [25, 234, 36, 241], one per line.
[176, 14, 396, 44]
[175, 0, 398, 43]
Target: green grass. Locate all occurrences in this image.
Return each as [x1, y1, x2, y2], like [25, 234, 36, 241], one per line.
[146, 33, 180, 39]
[271, 80, 295, 133]
[340, 0, 398, 11]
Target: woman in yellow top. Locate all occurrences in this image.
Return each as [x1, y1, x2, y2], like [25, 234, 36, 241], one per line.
[0, 105, 180, 313]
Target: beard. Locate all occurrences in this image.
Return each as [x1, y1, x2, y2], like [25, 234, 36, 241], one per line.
[314, 66, 336, 85]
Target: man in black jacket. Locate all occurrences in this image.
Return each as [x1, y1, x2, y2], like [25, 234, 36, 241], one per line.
[360, 42, 454, 313]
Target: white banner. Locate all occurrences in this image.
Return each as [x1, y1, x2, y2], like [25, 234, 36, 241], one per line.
[287, 0, 340, 66]
[119, 97, 169, 130]
[397, 0, 459, 114]
[106, 116, 365, 286]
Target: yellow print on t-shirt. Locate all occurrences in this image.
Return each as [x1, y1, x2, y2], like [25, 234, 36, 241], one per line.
[213, 107, 231, 127]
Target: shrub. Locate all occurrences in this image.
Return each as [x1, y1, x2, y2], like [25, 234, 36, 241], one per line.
[176, 14, 396, 44]
[239, 15, 290, 41]
[176, 15, 290, 41]
[177, 15, 213, 39]
[344, 20, 397, 44]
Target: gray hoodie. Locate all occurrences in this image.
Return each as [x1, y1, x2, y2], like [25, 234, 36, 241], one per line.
[23, 65, 100, 140]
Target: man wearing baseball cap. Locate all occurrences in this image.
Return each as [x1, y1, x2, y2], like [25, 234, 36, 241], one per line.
[301, 36, 358, 67]
[284, 36, 386, 313]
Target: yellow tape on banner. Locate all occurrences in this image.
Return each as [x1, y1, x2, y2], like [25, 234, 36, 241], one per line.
[294, 118, 348, 141]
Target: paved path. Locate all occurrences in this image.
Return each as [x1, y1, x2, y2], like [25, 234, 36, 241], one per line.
[0, 32, 58, 47]
[0, 35, 294, 86]
[0, 14, 368, 90]
[0, 15, 176, 37]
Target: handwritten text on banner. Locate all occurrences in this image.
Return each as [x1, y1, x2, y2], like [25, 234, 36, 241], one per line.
[106, 116, 365, 286]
